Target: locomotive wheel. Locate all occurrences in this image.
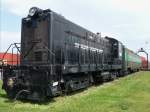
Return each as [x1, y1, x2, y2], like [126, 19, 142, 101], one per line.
[6, 88, 16, 99]
[65, 80, 73, 94]
[110, 72, 117, 80]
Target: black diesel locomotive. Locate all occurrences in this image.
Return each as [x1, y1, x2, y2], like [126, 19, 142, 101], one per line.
[2, 7, 141, 101]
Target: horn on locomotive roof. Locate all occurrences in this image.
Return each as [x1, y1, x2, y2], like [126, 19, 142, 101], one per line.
[28, 7, 51, 17]
[28, 7, 42, 17]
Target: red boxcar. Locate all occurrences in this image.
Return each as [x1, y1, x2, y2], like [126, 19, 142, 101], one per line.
[0, 53, 20, 65]
[141, 56, 148, 70]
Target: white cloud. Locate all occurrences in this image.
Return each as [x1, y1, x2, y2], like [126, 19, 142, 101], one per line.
[2, 0, 54, 16]
[111, 0, 150, 13]
[101, 32, 121, 39]
[112, 24, 134, 29]
[0, 31, 20, 52]
[1, 0, 150, 59]
[3, 0, 149, 16]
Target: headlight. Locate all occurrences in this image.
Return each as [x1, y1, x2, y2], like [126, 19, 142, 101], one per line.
[7, 78, 14, 88]
[29, 7, 38, 16]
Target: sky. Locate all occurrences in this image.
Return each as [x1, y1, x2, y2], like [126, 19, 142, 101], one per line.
[0, 0, 150, 60]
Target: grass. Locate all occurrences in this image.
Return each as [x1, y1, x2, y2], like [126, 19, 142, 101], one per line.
[0, 71, 150, 112]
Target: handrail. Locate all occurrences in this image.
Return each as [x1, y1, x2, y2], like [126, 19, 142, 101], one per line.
[1, 43, 21, 66]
